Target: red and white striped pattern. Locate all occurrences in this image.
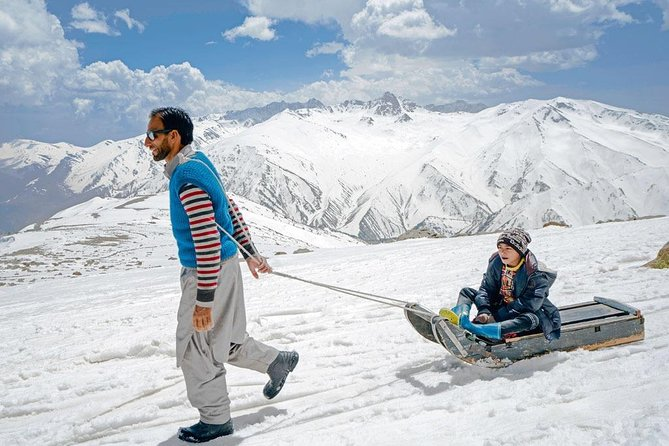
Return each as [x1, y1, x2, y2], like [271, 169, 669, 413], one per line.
[179, 184, 221, 302]
[179, 184, 259, 303]
[227, 195, 256, 259]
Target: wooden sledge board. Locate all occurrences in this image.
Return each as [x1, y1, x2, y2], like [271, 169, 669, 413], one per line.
[404, 296, 645, 367]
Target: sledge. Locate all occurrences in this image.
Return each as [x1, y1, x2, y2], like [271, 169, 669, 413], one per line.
[404, 296, 645, 368]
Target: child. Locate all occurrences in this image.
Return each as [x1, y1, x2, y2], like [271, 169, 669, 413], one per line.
[443, 228, 561, 341]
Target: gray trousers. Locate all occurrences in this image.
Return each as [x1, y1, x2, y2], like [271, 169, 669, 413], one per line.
[177, 257, 279, 424]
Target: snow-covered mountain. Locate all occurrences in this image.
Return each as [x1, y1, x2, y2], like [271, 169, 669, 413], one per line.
[424, 99, 488, 113]
[223, 98, 329, 125]
[2, 95, 668, 240]
[0, 118, 245, 234]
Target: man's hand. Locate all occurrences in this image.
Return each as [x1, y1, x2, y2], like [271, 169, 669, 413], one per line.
[193, 305, 213, 332]
[246, 256, 272, 279]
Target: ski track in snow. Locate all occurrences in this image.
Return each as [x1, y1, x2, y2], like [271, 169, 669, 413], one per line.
[1, 217, 668, 445]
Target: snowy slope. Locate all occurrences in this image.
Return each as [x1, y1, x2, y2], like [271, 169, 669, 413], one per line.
[1, 96, 668, 240]
[0, 118, 246, 234]
[0, 197, 668, 445]
[0, 192, 360, 287]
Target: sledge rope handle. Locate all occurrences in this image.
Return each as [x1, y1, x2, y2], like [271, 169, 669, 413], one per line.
[187, 156, 435, 319]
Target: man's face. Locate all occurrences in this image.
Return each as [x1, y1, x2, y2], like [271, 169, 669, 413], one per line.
[144, 116, 173, 162]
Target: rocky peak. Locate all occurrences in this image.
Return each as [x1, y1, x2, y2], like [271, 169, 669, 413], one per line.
[369, 92, 403, 116]
[224, 98, 326, 125]
[424, 100, 487, 114]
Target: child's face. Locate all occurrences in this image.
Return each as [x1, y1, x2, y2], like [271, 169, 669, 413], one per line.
[497, 243, 522, 267]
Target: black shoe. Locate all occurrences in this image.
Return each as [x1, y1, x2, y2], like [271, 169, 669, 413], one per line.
[263, 351, 299, 400]
[177, 420, 234, 443]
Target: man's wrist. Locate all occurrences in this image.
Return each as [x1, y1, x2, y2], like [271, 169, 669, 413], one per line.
[196, 288, 215, 306]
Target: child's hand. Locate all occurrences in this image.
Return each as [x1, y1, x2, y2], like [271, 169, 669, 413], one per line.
[473, 313, 491, 324]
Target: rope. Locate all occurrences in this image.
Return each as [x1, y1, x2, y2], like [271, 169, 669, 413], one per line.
[270, 270, 429, 313]
[217, 218, 435, 318]
[185, 156, 436, 320]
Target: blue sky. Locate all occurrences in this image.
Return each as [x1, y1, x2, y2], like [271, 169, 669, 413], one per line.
[1, 0, 668, 146]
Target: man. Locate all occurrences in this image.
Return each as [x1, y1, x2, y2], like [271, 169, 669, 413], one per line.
[445, 228, 561, 341]
[144, 107, 299, 443]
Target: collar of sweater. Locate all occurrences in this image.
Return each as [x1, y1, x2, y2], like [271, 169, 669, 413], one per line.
[163, 144, 196, 179]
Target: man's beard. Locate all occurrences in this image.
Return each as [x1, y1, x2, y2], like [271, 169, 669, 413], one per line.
[152, 140, 171, 162]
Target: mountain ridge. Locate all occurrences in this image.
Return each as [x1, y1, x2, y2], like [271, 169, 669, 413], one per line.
[1, 94, 668, 239]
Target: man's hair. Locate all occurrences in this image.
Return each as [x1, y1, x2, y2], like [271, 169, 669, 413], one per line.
[149, 107, 194, 146]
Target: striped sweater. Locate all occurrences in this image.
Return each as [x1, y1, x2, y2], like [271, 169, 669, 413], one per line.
[179, 183, 257, 305]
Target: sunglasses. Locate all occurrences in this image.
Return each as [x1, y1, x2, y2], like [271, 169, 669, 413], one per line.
[146, 129, 173, 140]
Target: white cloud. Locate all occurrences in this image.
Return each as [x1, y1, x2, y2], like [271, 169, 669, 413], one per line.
[244, 0, 365, 26]
[287, 49, 541, 106]
[70, 2, 97, 20]
[0, 1, 279, 144]
[223, 16, 277, 41]
[654, 0, 669, 29]
[114, 9, 145, 33]
[1, 0, 666, 145]
[70, 3, 145, 35]
[306, 41, 347, 57]
[70, 2, 118, 35]
[72, 97, 93, 116]
[0, 9, 19, 38]
[479, 45, 599, 71]
[376, 9, 456, 39]
[548, 0, 634, 24]
[351, 0, 456, 40]
[246, 0, 657, 82]
[0, 0, 80, 106]
[63, 60, 280, 126]
[548, 0, 590, 14]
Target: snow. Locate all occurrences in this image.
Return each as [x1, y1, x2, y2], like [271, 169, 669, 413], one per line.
[3, 96, 668, 238]
[1, 194, 668, 445]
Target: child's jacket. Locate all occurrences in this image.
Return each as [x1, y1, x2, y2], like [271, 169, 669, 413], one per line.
[474, 250, 561, 341]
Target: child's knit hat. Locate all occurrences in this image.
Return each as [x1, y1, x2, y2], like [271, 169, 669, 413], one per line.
[497, 228, 531, 256]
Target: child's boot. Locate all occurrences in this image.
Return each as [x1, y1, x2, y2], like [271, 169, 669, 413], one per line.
[439, 303, 471, 325]
[460, 316, 502, 340]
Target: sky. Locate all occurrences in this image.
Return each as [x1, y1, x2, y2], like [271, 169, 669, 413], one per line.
[1, 0, 669, 146]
